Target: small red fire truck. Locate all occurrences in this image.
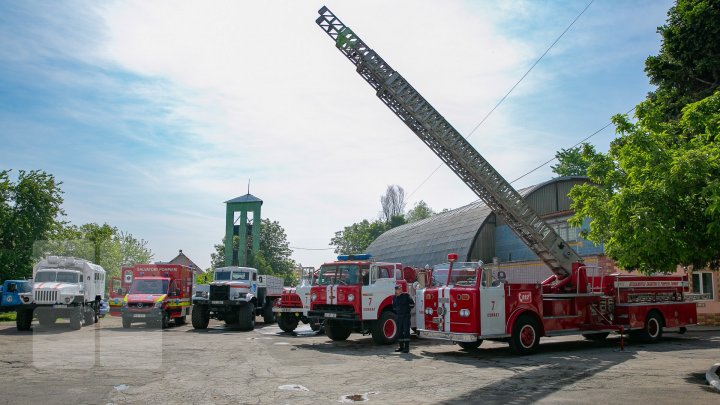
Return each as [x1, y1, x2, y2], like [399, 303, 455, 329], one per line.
[274, 267, 322, 333]
[308, 254, 418, 344]
[111, 264, 194, 329]
[416, 254, 697, 354]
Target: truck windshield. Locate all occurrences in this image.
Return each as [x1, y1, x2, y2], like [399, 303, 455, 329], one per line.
[35, 271, 57, 282]
[16, 281, 32, 293]
[35, 271, 80, 283]
[214, 271, 230, 281]
[231, 272, 249, 281]
[432, 262, 481, 286]
[316, 264, 364, 285]
[130, 279, 169, 294]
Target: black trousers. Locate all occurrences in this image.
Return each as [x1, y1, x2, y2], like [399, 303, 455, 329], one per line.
[397, 314, 411, 342]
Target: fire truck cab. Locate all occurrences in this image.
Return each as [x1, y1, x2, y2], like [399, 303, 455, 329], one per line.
[308, 254, 417, 344]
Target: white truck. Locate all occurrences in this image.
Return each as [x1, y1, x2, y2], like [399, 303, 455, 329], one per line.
[16, 256, 106, 331]
[191, 266, 284, 331]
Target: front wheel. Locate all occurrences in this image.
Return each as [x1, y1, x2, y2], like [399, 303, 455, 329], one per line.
[69, 310, 83, 330]
[635, 312, 663, 343]
[325, 321, 352, 341]
[371, 311, 397, 345]
[16, 309, 33, 331]
[238, 303, 256, 331]
[509, 314, 541, 355]
[191, 306, 209, 329]
[122, 316, 132, 329]
[458, 340, 483, 350]
[278, 313, 299, 333]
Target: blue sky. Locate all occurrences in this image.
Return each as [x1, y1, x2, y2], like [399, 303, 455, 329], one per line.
[0, 0, 673, 270]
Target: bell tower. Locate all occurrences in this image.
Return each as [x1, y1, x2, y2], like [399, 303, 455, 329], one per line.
[224, 193, 262, 266]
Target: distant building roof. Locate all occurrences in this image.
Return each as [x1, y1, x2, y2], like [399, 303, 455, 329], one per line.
[168, 250, 205, 275]
[225, 193, 263, 204]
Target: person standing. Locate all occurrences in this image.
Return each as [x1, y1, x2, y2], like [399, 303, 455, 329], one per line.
[393, 284, 414, 353]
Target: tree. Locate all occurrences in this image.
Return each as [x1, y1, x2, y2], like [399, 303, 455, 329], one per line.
[568, 1, 720, 274]
[380, 185, 406, 222]
[406, 200, 435, 223]
[0, 170, 65, 281]
[551, 144, 597, 177]
[329, 219, 388, 255]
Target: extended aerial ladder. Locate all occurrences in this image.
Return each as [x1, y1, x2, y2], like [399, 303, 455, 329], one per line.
[316, 6, 581, 280]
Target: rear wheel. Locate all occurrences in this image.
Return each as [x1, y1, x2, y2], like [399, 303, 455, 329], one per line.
[262, 303, 275, 324]
[325, 321, 352, 341]
[509, 314, 540, 355]
[16, 308, 33, 331]
[635, 311, 663, 343]
[371, 311, 398, 345]
[83, 307, 95, 326]
[278, 313, 299, 333]
[238, 303, 256, 331]
[458, 340, 483, 350]
[69, 310, 83, 330]
[191, 306, 209, 329]
[122, 316, 132, 329]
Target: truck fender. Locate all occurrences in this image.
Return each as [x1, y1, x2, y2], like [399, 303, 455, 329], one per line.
[505, 306, 543, 336]
[376, 295, 395, 317]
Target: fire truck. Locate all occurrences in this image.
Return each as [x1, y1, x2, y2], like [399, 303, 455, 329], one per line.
[273, 267, 323, 333]
[308, 254, 418, 344]
[316, 7, 698, 355]
[115, 264, 194, 329]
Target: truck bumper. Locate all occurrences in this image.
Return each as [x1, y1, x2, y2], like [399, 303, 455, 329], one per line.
[418, 329, 479, 343]
[308, 310, 357, 321]
[121, 308, 163, 320]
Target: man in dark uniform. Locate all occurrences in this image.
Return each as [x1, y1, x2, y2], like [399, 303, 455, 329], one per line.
[392, 284, 414, 353]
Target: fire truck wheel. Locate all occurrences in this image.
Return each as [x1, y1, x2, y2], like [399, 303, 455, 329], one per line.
[582, 332, 609, 341]
[70, 310, 83, 330]
[175, 316, 186, 326]
[278, 314, 299, 333]
[371, 311, 398, 345]
[510, 314, 540, 355]
[122, 316, 132, 329]
[160, 311, 170, 329]
[16, 309, 33, 331]
[458, 340, 483, 350]
[325, 321, 352, 341]
[262, 304, 275, 324]
[238, 303, 256, 331]
[191, 306, 209, 329]
[637, 311, 663, 343]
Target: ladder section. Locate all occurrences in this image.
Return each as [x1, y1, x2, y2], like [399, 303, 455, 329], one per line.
[316, 6, 580, 278]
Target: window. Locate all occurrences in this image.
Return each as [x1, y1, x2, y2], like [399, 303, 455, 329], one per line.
[692, 272, 715, 300]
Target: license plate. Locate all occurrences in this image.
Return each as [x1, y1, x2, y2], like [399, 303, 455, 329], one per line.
[52, 304, 67, 308]
[272, 308, 297, 313]
[133, 314, 146, 318]
[325, 313, 337, 318]
[211, 300, 224, 305]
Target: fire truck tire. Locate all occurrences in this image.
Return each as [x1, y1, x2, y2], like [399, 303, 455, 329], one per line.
[458, 340, 483, 350]
[70, 310, 83, 330]
[371, 311, 398, 345]
[278, 314, 299, 333]
[238, 303, 256, 331]
[325, 321, 352, 341]
[175, 316, 186, 326]
[122, 316, 132, 329]
[191, 306, 209, 329]
[262, 303, 275, 324]
[16, 308, 33, 331]
[582, 332, 609, 341]
[160, 311, 170, 329]
[636, 311, 663, 343]
[509, 314, 540, 355]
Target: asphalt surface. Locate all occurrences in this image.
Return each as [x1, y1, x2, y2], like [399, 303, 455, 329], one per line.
[0, 317, 718, 404]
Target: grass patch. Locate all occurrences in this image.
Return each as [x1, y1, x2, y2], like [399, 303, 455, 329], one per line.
[0, 311, 17, 322]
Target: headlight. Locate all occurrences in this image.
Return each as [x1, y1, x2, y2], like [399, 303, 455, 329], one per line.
[311, 293, 317, 301]
[459, 309, 470, 318]
[64, 296, 72, 304]
[347, 294, 355, 302]
[154, 301, 163, 308]
[425, 308, 433, 315]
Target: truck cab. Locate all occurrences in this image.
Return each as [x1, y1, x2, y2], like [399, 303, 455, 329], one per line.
[0, 280, 32, 312]
[308, 254, 417, 345]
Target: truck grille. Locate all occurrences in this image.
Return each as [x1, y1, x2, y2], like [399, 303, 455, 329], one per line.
[34, 289, 58, 304]
[210, 285, 230, 301]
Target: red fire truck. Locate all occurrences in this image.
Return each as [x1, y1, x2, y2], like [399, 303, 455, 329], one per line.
[315, 7, 698, 355]
[274, 267, 323, 333]
[308, 254, 418, 344]
[110, 264, 194, 329]
[416, 254, 696, 354]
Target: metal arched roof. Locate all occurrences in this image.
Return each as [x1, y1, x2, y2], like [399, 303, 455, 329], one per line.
[366, 176, 588, 267]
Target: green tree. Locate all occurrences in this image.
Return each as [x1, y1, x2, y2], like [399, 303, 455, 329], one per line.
[551, 144, 597, 177]
[330, 219, 388, 255]
[0, 170, 65, 281]
[406, 200, 435, 223]
[568, 0, 720, 273]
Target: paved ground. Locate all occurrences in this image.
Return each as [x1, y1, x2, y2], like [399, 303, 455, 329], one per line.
[0, 316, 718, 404]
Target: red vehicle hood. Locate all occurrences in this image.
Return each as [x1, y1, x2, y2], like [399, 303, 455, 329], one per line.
[127, 293, 166, 303]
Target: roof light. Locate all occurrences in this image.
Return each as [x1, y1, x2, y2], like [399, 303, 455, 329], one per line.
[448, 253, 458, 262]
[337, 253, 372, 261]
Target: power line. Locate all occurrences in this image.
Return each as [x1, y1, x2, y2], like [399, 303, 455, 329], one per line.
[290, 246, 335, 251]
[407, 0, 595, 200]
